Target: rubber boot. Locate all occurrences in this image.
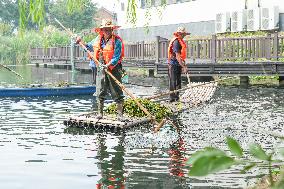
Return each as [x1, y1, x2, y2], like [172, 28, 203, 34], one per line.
[117, 102, 124, 121]
[96, 100, 104, 119]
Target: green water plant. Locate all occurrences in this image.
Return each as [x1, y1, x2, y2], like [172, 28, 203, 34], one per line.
[187, 136, 284, 189]
[105, 98, 172, 121]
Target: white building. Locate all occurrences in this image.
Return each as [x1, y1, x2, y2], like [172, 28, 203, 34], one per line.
[113, 0, 284, 41]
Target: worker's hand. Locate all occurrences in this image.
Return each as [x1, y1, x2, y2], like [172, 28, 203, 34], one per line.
[75, 36, 82, 44]
[98, 64, 105, 71]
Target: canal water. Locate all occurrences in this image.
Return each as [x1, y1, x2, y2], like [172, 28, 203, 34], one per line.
[0, 65, 283, 189]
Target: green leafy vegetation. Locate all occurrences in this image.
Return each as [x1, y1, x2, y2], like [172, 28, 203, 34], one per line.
[217, 31, 268, 38]
[250, 75, 279, 81]
[49, 0, 97, 32]
[105, 98, 172, 121]
[0, 0, 98, 64]
[0, 0, 19, 29]
[66, 0, 85, 14]
[0, 27, 69, 64]
[217, 76, 280, 86]
[18, 0, 45, 34]
[187, 136, 284, 189]
[17, 0, 97, 33]
[0, 23, 13, 36]
[127, 0, 138, 26]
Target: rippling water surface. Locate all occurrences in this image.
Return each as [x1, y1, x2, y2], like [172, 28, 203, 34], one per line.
[0, 85, 283, 189]
[0, 66, 284, 189]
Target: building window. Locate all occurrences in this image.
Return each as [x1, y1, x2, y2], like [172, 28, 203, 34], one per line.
[151, 0, 155, 6]
[121, 2, 125, 11]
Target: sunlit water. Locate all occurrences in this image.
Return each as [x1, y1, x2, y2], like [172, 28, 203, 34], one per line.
[0, 65, 284, 189]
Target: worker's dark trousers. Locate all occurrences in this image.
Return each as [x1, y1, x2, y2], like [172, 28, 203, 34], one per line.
[98, 64, 124, 103]
[91, 67, 97, 84]
[168, 64, 182, 101]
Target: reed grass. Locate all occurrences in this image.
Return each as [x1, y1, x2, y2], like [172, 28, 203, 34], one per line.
[0, 25, 69, 64]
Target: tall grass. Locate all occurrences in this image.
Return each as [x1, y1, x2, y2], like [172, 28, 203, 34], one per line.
[0, 25, 69, 64]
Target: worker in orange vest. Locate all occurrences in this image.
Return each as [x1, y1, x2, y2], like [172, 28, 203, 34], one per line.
[77, 19, 125, 120]
[167, 27, 190, 102]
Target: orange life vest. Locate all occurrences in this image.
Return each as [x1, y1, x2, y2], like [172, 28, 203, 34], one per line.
[167, 36, 187, 63]
[93, 34, 124, 70]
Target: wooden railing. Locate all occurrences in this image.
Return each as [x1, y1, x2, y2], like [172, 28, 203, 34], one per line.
[123, 34, 284, 62]
[30, 46, 88, 61]
[30, 33, 284, 64]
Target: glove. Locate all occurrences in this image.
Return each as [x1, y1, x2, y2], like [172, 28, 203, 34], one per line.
[75, 36, 82, 44]
[98, 63, 106, 71]
[100, 62, 111, 70]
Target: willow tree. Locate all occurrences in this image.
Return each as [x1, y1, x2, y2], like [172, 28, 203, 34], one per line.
[18, 0, 85, 33]
[18, 0, 167, 32]
[18, 0, 136, 30]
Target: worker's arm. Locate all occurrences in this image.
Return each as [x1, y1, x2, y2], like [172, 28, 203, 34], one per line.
[110, 39, 122, 66]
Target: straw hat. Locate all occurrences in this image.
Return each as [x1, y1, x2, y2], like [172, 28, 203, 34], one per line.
[175, 26, 190, 35]
[92, 19, 120, 33]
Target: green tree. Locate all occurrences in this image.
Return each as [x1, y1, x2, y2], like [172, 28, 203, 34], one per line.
[0, 22, 13, 35]
[0, 0, 19, 29]
[48, 0, 97, 32]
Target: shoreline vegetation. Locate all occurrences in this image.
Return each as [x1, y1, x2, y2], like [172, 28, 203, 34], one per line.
[0, 26, 96, 64]
[217, 75, 280, 87]
[1, 30, 284, 64]
[126, 68, 281, 87]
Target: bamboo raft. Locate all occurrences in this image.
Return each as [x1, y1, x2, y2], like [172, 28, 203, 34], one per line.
[64, 81, 218, 130]
[63, 113, 152, 130]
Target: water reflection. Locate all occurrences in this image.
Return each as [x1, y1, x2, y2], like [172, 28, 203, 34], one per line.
[168, 137, 187, 178]
[64, 127, 127, 188]
[0, 65, 92, 87]
[96, 133, 126, 188]
[0, 72, 284, 189]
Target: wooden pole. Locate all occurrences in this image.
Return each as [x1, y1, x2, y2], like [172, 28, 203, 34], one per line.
[0, 64, 23, 79]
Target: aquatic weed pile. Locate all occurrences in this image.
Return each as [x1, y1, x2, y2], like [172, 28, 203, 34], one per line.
[105, 98, 173, 121]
